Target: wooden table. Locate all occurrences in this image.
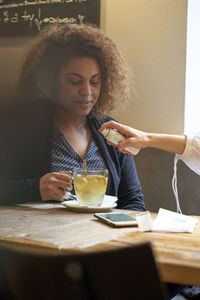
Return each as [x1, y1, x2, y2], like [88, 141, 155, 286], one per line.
[0, 203, 200, 285]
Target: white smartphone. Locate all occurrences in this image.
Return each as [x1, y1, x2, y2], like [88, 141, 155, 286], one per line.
[94, 212, 138, 227]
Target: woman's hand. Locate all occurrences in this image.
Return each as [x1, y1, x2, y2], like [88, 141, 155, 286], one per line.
[99, 120, 186, 155]
[99, 121, 149, 153]
[39, 171, 72, 201]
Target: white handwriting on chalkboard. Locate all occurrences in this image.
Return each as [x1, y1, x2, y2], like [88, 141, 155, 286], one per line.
[0, 0, 87, 9]
[0, 8, 85, 32]
[3, 11, 19, 23]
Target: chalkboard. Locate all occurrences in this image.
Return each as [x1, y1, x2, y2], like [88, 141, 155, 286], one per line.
[0, 0, 100, 36]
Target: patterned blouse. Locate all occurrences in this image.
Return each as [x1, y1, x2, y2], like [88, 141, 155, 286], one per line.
[50, 125, 112, 194]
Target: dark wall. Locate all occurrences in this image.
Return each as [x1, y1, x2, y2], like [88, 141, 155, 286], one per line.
[0, 36, 31, 105]
[135, 148, 200, 215]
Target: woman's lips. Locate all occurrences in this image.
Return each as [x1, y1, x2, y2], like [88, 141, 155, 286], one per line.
[76, 101, 92, 108]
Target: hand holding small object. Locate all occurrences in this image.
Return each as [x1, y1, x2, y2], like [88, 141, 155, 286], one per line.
[99, 121, 140, 155]
[99, 120, 186, 155]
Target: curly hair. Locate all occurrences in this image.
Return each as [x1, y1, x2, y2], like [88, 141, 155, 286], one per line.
[19, 23, 132, 116]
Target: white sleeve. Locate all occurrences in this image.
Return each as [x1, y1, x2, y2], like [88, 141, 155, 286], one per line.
[176, 134, 200, 175]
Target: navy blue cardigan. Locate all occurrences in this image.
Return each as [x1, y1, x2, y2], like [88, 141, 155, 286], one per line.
[0, 100, 145, 211]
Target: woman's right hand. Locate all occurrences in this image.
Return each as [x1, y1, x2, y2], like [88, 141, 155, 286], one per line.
[99, 120, 149, 151]
[99, 121, 186, 155]
[39, 171, 72, 201]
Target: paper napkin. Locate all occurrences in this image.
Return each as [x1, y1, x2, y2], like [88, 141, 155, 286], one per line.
[151, 208, 198, 233]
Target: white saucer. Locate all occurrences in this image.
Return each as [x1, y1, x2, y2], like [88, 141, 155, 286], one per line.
[61, 195, 117, 212]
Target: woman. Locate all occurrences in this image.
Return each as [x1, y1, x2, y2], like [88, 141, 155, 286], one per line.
[0, 24, 145, 212]
[100, 120, 200, 175]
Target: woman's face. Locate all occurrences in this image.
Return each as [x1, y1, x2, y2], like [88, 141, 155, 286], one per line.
[56, 56, 101, 117]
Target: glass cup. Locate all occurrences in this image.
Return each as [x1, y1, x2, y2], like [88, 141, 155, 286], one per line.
[73, 168, 108, 207]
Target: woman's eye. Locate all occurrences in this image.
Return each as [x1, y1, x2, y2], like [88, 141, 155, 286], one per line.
[68, 79, 81, 85]
[91, 81, 101, 85]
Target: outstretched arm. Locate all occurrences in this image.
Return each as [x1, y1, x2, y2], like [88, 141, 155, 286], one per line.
[99, 121, 186, 155]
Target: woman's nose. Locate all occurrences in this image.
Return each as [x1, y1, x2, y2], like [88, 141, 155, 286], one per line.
[79, 82, 92, 96]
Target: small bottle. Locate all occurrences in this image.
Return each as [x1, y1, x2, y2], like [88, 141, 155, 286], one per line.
[101, 128, 140, 155]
